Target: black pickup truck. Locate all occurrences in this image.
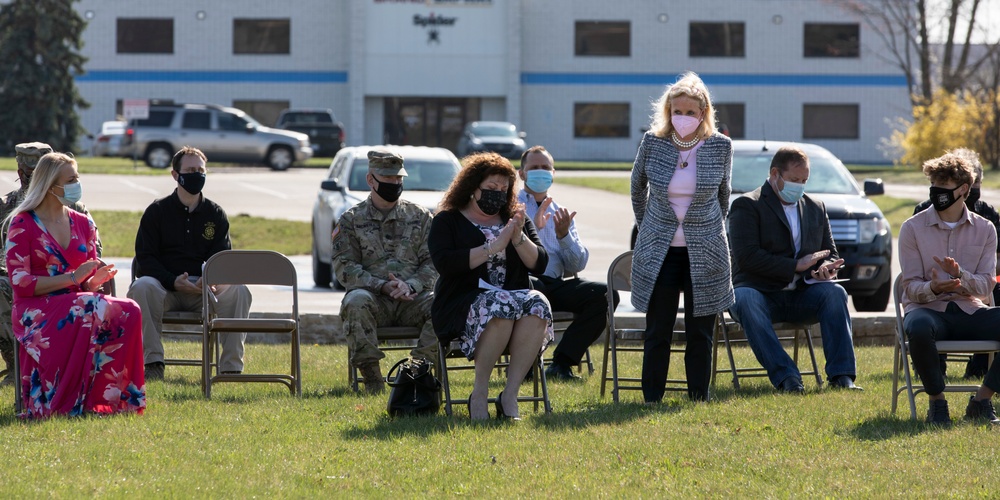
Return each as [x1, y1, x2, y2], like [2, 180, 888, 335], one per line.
[275, 108, 345, 157]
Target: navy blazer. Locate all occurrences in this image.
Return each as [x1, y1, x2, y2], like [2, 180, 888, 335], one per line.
[729, 180, 838, 292]
[428, 209, 548, 343]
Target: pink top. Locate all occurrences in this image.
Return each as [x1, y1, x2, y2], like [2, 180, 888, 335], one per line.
[898, 206, 997, 314]
[667, 141, 704, 247]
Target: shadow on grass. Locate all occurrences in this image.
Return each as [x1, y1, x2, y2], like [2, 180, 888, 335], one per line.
[339, 399, 685, 440]
[846, 414, 937, 441]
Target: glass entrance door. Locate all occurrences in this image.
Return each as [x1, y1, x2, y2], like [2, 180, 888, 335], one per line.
[384, 97, 480, 153]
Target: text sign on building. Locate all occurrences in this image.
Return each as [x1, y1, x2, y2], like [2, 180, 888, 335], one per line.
[123, 99, 149, 120]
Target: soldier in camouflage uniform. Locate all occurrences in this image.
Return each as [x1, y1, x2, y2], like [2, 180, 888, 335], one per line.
[332, 149, 439, 394]
[0, 142, 101, 386]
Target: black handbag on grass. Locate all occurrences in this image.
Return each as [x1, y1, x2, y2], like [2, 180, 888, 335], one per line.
[386, 357, 441, 417]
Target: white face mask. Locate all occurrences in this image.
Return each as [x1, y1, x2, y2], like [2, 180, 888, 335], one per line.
[671, 115, 701, 137]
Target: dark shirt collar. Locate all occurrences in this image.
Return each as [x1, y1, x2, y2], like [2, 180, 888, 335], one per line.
[169, 188, 204, 213]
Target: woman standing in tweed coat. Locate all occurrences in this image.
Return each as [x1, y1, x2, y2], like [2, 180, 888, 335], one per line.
[631, 72, 734, 402]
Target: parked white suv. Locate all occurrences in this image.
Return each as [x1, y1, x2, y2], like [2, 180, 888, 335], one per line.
[122, 103, 312, 170]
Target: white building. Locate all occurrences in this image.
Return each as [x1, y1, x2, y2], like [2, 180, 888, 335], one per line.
[74, 0, 911, 163]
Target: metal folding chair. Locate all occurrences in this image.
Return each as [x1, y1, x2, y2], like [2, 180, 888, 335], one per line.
[201, 250, 302, 398]
[713, 313, 823, 389]
[438, 341, 551, 417]
[130, 259, 204, 369]
[891, 274, 1000, 419]
[348, 326, 422, 392]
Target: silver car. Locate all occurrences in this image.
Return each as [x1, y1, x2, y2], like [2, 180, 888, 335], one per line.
[311, 145, 462, 288]
[122, 103, 312, 170]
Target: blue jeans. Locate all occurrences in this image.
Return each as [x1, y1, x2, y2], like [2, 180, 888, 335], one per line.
[730, 284, 856, 388]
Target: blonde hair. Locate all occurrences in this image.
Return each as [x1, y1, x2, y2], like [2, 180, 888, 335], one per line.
[649, 71, 717, 139]
[4, 152, 76, 228]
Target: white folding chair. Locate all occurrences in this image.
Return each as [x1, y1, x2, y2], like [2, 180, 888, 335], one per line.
[891, 273, 1000, 419]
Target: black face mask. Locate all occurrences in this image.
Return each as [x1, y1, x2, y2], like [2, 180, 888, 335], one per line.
[476, 188, 506, 216]
[966, 187, 981, 207]
[178, 172, 206, 195]
[929, 185, 962, 212]
[373, 178, 403, 203]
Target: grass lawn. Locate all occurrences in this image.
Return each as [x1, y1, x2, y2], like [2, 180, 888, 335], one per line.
[0, 341, 996, 496]
[91, 210, 312, 258]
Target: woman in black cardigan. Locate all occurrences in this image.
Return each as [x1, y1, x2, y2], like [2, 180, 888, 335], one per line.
[429, 152, 553, 420]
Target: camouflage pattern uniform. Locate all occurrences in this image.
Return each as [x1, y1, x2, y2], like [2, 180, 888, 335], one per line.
[0, 143, 100, 385]
[331, 150, 439, 370]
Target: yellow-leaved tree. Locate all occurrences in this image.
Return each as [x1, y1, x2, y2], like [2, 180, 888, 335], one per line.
[890, 89, 995, 169]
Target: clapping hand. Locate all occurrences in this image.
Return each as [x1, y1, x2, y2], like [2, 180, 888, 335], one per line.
[87, 261, 118, 288]
[552, 207, 576, 239]
[533, 197, 553, 230]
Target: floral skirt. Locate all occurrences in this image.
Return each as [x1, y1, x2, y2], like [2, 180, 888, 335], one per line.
[460, 288, 554, 359]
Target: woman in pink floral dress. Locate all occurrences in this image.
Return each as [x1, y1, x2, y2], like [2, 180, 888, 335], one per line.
[5, 152, 145, 418]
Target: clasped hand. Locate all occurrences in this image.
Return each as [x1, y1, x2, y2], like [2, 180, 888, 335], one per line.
[381, 273, 415, 301]
[174, 272, 218, 295]
[500, 204, 527, 246]
[929, 256, 968, 295]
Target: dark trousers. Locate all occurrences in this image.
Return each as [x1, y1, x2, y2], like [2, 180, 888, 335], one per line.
[532, 275, 619, 367]
[903, 302, 1000, 396]
[641, 247, 715, 402]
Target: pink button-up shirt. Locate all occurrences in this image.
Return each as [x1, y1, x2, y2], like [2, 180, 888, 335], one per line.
[898, 206, 998, 314]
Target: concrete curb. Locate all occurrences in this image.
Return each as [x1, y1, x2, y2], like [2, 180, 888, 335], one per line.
[237, 312, 899, 347]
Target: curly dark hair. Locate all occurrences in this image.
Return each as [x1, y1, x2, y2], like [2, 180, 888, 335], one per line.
[439, 152, 518, 219]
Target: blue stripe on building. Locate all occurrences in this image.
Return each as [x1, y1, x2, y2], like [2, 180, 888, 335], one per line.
[78, 70, 348, 83]
[520, 72, 907, 87]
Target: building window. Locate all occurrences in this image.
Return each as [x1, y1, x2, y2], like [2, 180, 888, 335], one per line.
[574, 103, 630, 138]
[803, 104, 859, 139]
[117, 18, 174, 54]
[233, 100, 290, 127]
[689, 22, 745, 57]
[714, 103, 745, 139]
[804, 23, 860, 58]
[575, 21, 630, 56]
[234, 19, 291, 54]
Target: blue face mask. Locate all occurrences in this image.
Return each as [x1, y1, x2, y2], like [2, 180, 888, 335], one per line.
[525, 169, 553, 193]
[777, 177, 805, 204]
[55, 181, 83, 205]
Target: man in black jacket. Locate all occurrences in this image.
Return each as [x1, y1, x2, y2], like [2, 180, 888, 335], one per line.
[728, 146, 860, 393]
[127, 147, 252, 380]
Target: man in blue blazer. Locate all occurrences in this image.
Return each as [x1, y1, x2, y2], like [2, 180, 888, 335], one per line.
[727, 146, 860, 393]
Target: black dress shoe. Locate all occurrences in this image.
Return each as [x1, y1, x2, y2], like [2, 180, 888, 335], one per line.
[544, 362, 582, 382]
[830, 375, 863, 391]
[494, 391, 521, 421]
[778, 376, 805, 394]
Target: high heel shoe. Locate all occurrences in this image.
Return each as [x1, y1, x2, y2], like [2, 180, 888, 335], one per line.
[468, 392, 488, 420]
[495, 391, 521, 421]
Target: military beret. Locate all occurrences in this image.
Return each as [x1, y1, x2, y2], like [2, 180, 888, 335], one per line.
[368, 149, 407, 177]
[14, 142, 53, 170]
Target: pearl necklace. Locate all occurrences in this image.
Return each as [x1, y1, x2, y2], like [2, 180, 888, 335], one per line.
[671, 131, 700, 149]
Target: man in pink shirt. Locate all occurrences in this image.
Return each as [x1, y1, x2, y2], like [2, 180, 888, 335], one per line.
[899, 152, 1000, 425]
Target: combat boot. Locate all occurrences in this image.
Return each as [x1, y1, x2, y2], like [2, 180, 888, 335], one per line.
[359, 362, 385, 395]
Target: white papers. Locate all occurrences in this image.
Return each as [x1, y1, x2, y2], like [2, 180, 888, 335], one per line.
[804, 278, 850, 285]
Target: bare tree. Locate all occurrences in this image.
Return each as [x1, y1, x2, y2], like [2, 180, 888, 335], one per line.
[836, 0, 1000, 106]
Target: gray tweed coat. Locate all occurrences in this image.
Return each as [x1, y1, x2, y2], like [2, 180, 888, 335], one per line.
[630, 131, 735, 316]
